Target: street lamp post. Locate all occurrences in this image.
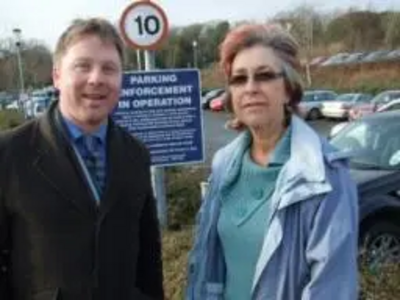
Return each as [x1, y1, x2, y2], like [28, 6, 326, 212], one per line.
[192, 40, 198, 68]
[13, 28, 25, 109]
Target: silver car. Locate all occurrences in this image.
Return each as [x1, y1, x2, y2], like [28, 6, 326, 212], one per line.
[322, 93, 373, 119]
[298, 90, 337, 120]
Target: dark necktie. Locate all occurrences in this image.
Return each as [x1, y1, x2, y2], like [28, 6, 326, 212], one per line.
[80, 135, 106, 199]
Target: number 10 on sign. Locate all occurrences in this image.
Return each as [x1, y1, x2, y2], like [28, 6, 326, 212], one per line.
[135, 15, 160, 35]
[119, 1, 169, 50]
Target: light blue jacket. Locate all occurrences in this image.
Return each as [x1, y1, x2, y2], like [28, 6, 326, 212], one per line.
[186, 116, 359, 300]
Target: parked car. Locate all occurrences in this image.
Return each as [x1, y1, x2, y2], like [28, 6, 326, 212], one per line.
[321, 93, 373, 119]
[5, 101, 19, 110]
[201, 88, 224, 109]
[298, 90, 337, 120]
[349, 90, 400, 121]
[330, 111, 400, 267]
[377, 98, 400, 113]
[309, 56, 327, 66]
[341, 52, 368, 64]
[320, 52, 349, 66]
[24, 88, 55, 119]
[0, 92, 16, 108]
[362, 50, 392, 63]
[201, 88, 212, 97]
[348, 105, 372, 121]
[329, 122, 348, 139]
[385, 49, 400, 61]
[209, 93, 226, 112]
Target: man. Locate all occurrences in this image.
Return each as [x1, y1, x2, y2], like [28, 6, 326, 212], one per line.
[0, 18, 164, 300]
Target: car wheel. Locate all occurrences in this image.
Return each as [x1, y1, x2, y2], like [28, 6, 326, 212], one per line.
[308, 108, 321, 120]
[360, 221, 400, 268]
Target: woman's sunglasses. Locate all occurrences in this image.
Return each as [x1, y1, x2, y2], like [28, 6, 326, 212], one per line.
[228, 71, 284, 87]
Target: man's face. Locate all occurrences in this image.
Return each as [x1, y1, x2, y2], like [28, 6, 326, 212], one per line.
[53, 35, 122, 131]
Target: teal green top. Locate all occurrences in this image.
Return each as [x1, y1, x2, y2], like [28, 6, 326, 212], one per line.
[217, 127, 291, 300]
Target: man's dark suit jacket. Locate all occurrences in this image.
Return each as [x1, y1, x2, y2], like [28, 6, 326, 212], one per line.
[0, 102, 164, 300]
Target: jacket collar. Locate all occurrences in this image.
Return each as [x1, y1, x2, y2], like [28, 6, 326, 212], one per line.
[32, 102, 98, 217]
[214, 115, 347, 210]
[217, 116, 328, 184]
[31, 101, 126, 220]
[285, 115, 326, 183]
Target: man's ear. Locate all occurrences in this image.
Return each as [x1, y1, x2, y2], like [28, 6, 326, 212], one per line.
[52, 65, 60, 89]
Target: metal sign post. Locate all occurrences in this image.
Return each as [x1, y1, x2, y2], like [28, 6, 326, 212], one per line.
[144, 50, 167, 227]
[119, 1, 170, 227]
[136, 50, 142, 70]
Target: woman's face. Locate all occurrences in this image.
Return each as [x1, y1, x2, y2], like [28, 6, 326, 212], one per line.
[228, 45, 289, 130]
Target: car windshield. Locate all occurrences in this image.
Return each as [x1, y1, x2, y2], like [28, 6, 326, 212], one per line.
[303, 91, 324, 102]
[359, 95, 372, 103]
[205, 89, 222, 99]
[336, 94, 356, 101]
[330, 115, 400, 170]
[302, 93, 313, 102]
[372, 91, 400, 105]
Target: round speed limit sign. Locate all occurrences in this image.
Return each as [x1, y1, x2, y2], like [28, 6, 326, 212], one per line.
[119, 1, 169, 50]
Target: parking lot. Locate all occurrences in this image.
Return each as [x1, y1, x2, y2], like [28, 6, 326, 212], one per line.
[202, 110, 338, 164]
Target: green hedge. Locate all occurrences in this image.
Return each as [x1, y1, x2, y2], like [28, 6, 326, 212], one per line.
[0, 109, 24, 131]
[165, 166, 208, 230]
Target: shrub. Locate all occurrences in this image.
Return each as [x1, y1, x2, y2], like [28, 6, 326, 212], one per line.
[360, 262, 400, 299]
[0, 109, 24, 131]
[358, 243, 400, 299]
[162, 228, 194, 300]
[165, 165, 209, 230]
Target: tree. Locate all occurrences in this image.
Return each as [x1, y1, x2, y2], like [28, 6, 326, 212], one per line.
[0, 38, 19, 91]
[154, 22, 230, 69]
[22, 40, 52, 88]
[326, 11, 384, 51]
[383, 12, 400, 48]
[0, 38, 52, 91]
[198, 21, 230, 67]
[273, 6, 325, 57]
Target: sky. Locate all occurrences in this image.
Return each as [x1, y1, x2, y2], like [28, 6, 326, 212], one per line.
[0, 0, 399, 51]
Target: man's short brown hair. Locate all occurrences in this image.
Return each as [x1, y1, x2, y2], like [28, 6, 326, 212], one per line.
[53, 18, 125, 65]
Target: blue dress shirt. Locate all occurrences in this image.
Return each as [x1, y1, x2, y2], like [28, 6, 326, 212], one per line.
[61, 115, 108, 200]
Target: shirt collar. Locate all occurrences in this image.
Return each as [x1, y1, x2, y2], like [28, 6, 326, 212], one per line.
[61, 113, 108, 144]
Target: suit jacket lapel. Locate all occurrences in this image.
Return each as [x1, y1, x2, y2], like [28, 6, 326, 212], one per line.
[97, 122, 124, 222]
[32, 104, 97, 217]
[98, 121, 150, 223]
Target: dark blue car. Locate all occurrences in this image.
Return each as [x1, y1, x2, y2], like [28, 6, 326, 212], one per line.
[330, 111, 400, 267]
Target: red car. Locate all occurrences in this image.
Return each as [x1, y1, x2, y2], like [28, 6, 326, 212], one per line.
[209, 93, 226, 111]
[348, 103, 376, 121]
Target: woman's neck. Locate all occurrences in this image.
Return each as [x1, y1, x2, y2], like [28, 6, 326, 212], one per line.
[249, 122, 286, 166]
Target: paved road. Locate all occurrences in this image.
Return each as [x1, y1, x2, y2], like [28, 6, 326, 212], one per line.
[202, 110, 341, 164]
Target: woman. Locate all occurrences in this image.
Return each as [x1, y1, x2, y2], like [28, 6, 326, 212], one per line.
[186, 23, 358, 300]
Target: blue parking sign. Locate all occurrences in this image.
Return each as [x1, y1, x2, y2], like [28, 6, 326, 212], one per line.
[113, 69, 205, 166]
